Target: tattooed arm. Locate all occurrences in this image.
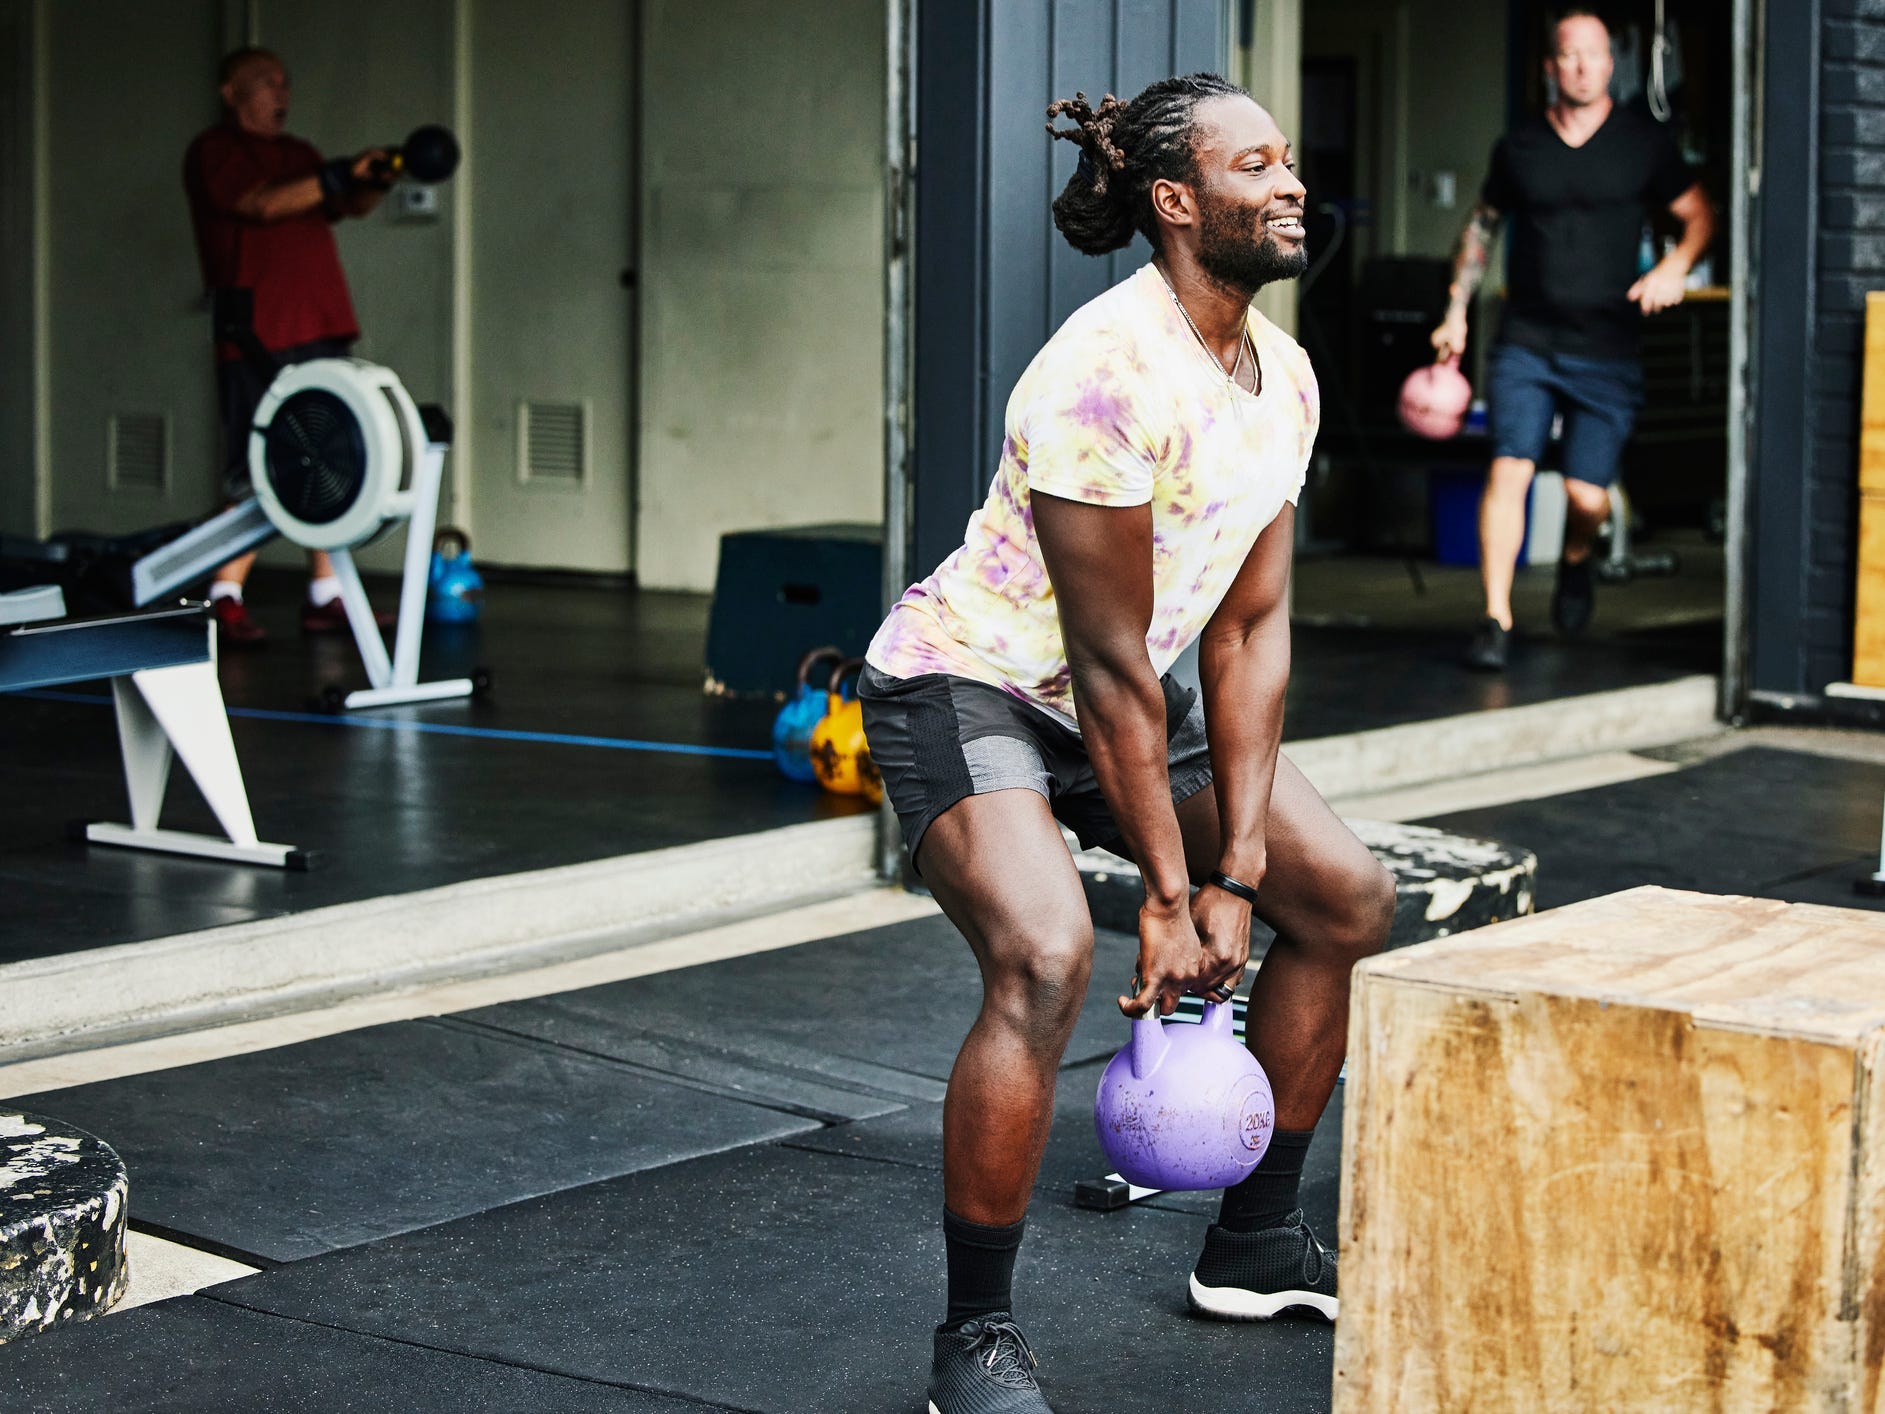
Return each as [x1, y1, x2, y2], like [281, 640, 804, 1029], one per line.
[1431, 201, 1502, 360]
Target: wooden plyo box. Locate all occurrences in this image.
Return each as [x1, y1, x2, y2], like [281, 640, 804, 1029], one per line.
[1335, 887, 1885, 1412]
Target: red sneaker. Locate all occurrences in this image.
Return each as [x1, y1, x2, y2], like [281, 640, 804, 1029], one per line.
[301, 597, 396, 635]
[211, 596, 267, 648]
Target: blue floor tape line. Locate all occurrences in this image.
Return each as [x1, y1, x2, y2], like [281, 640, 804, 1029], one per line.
[11, 689, 775, 762]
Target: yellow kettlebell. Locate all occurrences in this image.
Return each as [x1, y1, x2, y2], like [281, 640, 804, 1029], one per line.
[809, 657, 882, 803]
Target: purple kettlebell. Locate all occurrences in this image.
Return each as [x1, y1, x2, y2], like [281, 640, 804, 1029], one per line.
[1093, 1002, 1274, 1191]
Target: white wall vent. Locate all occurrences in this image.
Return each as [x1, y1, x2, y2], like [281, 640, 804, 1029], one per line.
[519, 400, 587, 485]
[108, 412, 169, 493]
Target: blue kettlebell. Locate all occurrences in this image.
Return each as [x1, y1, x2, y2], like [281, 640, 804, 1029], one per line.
[773, 645, 844, 783]
[426, 527, 484, 625]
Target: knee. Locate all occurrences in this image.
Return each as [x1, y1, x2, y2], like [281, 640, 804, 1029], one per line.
[1564, 482, 1610, 521]
[984, 929, 1092, 1042]
[1328, 862, 1396, 965]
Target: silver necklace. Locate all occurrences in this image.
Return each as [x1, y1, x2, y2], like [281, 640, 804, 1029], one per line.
[1158, 268, 1259, 396]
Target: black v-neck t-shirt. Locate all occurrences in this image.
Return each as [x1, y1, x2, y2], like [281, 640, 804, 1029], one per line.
[1482, 106, 1694, 360]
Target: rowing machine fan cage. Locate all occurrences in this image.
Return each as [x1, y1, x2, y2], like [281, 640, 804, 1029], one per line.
[248, 358, 424, 551]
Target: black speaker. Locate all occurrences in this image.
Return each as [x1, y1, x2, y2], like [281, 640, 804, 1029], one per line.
[1357, 257, 1455, 423]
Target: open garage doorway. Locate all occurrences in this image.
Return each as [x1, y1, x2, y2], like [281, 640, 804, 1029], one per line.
[1258, 0, 1753, 716]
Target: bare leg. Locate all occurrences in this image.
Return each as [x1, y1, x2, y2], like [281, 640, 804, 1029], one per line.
[1171, 757, 1395, 1129]
[1478, 455, 1536, 630]
[212, 551, 333, 591]
[213, 550, 256, 587]
[918, 789, 1095, 1225]
[1560, 476, 1609, 565]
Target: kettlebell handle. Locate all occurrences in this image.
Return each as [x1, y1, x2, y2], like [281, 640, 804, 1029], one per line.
[793, 645, 844, 692]
[828, 656, 868, 697]
[433, 526, 470, 558]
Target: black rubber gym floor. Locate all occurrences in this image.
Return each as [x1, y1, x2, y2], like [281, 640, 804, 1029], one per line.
[0, 910, 1340, 1413]
[1418, 745, 1885, 912]
[4, 743, 1881, 1412]
[0, 572, 1718, 965]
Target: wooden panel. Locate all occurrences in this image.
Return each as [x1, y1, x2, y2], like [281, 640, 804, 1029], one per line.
[1335, 887, 1885, 1412]
[1854, 293, 1885, 685]
[1857, 1031, 1885, 1414]
[1856, 494, 1885, 687]
[1352, 887, 1885, 1043]
[1860, 292, 1885, 494]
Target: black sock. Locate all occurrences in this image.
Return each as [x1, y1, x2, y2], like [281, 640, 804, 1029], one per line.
[1216, 1129, 1314, 1233]
[943, 1208, 1025, 1328]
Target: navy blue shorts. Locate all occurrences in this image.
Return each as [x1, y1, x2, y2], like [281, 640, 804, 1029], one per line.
[1485, 342, 1645, 489]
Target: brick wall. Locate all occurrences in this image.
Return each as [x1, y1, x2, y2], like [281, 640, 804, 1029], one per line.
[1798, 1, 1885, 691]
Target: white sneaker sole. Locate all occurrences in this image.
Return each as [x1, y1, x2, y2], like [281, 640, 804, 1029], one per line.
[1187, 1272, 1338, 1322]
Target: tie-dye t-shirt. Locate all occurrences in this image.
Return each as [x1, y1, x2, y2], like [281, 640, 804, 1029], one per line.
[866, 262, 1318, 727]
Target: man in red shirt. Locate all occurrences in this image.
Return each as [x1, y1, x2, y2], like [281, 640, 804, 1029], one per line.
[184, 47, 388, 646]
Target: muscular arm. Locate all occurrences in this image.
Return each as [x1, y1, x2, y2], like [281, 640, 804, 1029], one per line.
[1432, 201, 1502, 356]
[1667, 183, 1715, 272]
[1186, 504, 1294, 997]
[1033, 490, 1201, 1015]
[1196, 504, 1294, 888]
[1628, 182, 1716, 313]
[1033, 492, 1189, 907]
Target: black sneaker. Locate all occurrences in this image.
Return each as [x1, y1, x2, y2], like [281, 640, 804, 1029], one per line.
[1463, 616, 1509, 672]
[1551, 555, 1596, 637]
[927, 1313, 1054, 1413]
[1188, 1210, 1339, 1322]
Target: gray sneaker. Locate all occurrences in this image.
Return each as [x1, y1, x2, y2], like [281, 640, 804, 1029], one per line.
[1187, 1209, 1339, 1322]
[927, 1313, 1054, 1413]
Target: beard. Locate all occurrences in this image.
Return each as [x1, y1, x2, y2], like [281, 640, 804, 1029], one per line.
[1195, 189, 1309, 293]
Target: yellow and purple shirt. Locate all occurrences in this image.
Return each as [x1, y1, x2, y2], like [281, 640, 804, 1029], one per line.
[867, 263, 1318, 727]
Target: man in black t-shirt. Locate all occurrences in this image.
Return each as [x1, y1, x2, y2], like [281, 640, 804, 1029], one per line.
[1431, 7, 1714, 672]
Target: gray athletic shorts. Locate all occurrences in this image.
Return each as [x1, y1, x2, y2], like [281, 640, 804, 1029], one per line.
[856, 662, 1212, 868]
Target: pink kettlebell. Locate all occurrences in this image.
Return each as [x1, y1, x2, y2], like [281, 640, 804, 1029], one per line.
[1398, 354, 1473, 440]
[1093, 1002, 1274, 1191]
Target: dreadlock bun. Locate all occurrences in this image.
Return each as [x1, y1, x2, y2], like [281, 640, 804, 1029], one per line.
[1047, 92, 1135, 255]
[1044, 73, 1249, 257]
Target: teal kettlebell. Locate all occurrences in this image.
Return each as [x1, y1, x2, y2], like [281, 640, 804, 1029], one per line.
[426, 527, 484, 625]
[772, 645, 844, 783]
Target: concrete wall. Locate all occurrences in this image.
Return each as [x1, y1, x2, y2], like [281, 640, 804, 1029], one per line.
[1302, 0, 1508, 266]
[43, 0, 223, 539]
[636, 0, 886, 592]
[1394, 0, 1507, 261]
[1, 0, 887, 592]
[462, 0, 638, 574]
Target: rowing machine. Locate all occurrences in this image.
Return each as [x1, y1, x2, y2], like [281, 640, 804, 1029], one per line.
[125, 292, 480, 711]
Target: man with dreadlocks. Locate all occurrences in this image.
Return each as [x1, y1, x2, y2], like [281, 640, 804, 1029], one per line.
[859, 73, 1394, 1412]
